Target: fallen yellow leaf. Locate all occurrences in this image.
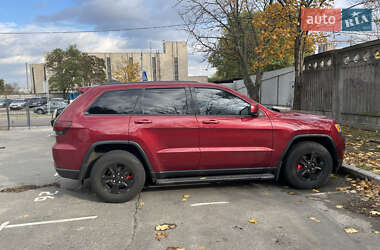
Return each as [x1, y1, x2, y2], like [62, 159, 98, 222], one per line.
[344, 228, 358, 234]
[23, 214, 29, 218]
[350, 190, 357, 194]
[336, 187, 348, 191]
[308, 197, 321, 201]
[248, 219, 258, 224]
[182, 198, 187, 201]
[309, 217, 320, 223]
[155, 231, 168, 241]
[139, 201, 144, 207]
[288, 192, 295, 195]
[155, 224, 177, 231]
[374, 231, 380, 234]
[183, 195, 191, 198]
[312, 189, 320, 193]
[324, 199, 331, 203]
[199, 247, 205, 250]
[336, 205, 344, 209]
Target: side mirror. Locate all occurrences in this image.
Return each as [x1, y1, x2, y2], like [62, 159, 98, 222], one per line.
[250, 104, 259, 116]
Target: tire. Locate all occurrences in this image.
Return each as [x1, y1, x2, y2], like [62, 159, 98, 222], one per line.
[91, 150, 146, 203]
[36, 109, 43, 114]
[283, 141, 333, 189]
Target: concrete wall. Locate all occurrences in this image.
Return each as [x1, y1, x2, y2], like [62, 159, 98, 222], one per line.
[221, 67, 294, 108]
[29, 64, 45, 94]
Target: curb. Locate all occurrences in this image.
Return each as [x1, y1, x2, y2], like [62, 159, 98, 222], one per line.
[341, 163, 380, 184]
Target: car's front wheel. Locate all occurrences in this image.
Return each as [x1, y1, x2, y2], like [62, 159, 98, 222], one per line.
[283, 141, 333, 189]
[91, 150, 146, 203]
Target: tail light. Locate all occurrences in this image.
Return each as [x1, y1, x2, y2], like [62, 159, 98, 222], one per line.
[54, 120, 72, 135]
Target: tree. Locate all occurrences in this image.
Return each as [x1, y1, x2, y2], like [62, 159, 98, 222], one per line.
[275, 0, 332, 110]
[176, 0, 266, 101]
[0, 78, 18, 95]
[45, 45, 106, 97]
[113, 57, 140, 82]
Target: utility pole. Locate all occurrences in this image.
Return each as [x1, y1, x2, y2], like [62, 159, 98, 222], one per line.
[43, 65, 50, 114]
[25, 63, 29, 92]
[140, 51, 143, 81]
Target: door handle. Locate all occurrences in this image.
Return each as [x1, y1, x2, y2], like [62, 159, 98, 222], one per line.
[202, 119, 219, 124]
[134, 119, 152, 124]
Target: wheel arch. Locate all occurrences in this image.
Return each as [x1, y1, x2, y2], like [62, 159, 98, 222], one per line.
[276, 134, 339, 181]
[79, 140, 156, 183]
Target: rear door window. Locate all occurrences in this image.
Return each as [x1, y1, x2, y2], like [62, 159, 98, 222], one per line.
[141, 88, 189, 115]
[87, 89, 141, 115]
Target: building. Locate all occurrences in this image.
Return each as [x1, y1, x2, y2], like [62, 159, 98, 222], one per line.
[29, 41, 208, 94]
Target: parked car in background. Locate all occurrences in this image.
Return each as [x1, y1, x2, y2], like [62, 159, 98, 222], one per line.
[26, 97, 47, 108]
[34, 101, 67, 114]
[0, 99, 12, 108]
[50, 98, 67, 103]
[50, 107, 65, 126]
[9, 99, 27, 110]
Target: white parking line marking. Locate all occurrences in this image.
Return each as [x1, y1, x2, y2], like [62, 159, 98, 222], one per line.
[310, 191, 342, 196]
[191, 201, 230, 207]
[0, 221, 10, 232]
[1, 216, 97, 231]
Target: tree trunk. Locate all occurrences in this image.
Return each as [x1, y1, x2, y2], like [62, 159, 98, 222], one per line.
[293, 8, 304, 111]
[293, 35, 303, 110]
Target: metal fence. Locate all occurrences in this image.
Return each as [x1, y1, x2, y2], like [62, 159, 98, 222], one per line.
[303, 39, 380, 130]
[0, 102, 52, 130]
[222, 67, 295, 108]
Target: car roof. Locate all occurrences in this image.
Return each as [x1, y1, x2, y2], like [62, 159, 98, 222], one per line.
[78, 81, 225, 93]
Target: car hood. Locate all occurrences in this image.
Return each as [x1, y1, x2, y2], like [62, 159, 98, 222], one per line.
[270, 111, 334, 130]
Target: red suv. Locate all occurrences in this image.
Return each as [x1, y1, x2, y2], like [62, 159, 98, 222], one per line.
[52, 82, 345, 203]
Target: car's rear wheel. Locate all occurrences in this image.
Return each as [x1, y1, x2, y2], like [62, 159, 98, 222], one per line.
[284, 141, 333, 189]
[36, 109, 43, 114]
[91, 150, 146, 203]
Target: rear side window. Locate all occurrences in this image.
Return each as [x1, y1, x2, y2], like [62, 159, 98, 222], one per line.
[141, 88, 189, 115]
[87, 89, 141, 115]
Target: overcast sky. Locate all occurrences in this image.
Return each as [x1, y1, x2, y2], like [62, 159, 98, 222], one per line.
[0, 0, 352, 88]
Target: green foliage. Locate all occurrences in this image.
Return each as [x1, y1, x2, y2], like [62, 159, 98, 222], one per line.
[0, 78, 18, 95]
[45, 45, 106, 95]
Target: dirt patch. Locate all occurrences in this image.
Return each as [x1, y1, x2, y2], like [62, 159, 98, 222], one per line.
[0, 183, 60, 193]
[342, 125, 380, 173]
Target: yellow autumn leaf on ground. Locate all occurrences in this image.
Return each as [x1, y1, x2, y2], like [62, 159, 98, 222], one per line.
[309, 217, 320, 223]
[166, 248, 185, 250]
[312, 189, 320, 193]
[308, 197, 321, 201]
[344, 228, 358, 234]
[324, 199, 331, 203]
[374, 231, 380, 234]
[182, 198, 187, 201]
[248, 219, 258, 224]
[370, 210, 380, 216]
[155, 224, 176, 231]
[183, 195, 191, 198]
[336, 187, 348, 191]
[288, 192, 295, 195]
[139, 201, 144, 207]
[23, 214, 29, 218]
[336, 205, 344, 209]
[155, 232, 168, 241]
[199, 247, 206, 250]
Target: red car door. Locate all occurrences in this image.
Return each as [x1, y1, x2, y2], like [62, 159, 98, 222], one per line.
[193, 87, 273, 170]
[129, 87, 200, 173]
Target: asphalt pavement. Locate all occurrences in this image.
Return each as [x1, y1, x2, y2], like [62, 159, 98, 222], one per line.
[0, 127, 379, 250]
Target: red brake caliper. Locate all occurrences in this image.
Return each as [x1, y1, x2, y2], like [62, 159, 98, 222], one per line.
[125, 175, 132, 180]
[297, 164, 303, 170]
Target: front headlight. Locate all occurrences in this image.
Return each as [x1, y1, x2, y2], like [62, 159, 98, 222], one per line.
[335, 124, 342, 133]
